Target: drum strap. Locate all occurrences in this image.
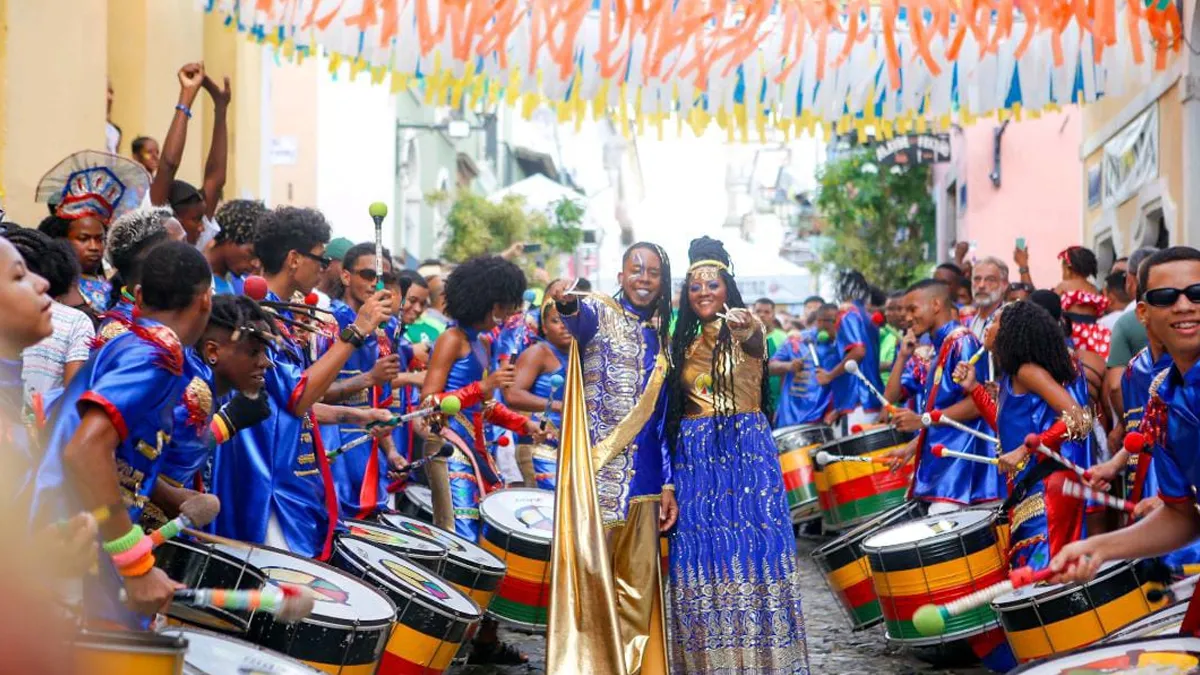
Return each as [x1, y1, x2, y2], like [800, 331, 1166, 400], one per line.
[909, 327, 967, 498]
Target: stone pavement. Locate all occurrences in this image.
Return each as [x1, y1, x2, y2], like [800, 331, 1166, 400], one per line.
[457, 534, 990, 675]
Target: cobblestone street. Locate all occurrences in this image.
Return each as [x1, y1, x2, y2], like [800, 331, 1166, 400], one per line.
[459, 534, 990, 675]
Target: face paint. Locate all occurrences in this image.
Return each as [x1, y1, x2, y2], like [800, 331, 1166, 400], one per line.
[630, 251, 646, 282]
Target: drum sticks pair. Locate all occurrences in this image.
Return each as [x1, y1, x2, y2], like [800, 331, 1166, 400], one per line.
[325, 396, 462, 461]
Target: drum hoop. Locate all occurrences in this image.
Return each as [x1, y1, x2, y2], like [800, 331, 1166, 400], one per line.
[378, 515, 507, 572]
[861, 509, 993, 555]
[167, 537, 268, 574]
[160, 626, 325, 674]
[1008, 635, 1200, 673]
[72, 631, 187, 653]
[994, 560, 1129, 609]
[343, 519, 448, 557]
[336, 538, 483, 622]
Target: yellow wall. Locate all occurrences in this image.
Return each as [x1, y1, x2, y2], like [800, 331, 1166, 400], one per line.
[269, 58, 319, 207]
[1, 0, 108, 226]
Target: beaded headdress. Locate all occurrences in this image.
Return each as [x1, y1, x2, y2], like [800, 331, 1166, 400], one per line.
[35, 151, 151, 224]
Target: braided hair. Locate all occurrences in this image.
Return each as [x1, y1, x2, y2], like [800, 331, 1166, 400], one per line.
[617, 242, 673, 355]
[666, 236, 771, 448]
[993, 299, 1077, 385]
[837, 269, 873, 304]
[206, 294, 280, 344]
[3, 227, 80, 298]
[1059, 246, 1099, 279]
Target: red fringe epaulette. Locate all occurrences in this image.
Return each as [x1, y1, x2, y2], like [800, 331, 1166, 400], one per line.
[126, 321, 184, 376]
[91, 312, 132, 350]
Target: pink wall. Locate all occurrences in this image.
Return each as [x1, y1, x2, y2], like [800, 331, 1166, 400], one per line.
[935, 110, 1083, 287]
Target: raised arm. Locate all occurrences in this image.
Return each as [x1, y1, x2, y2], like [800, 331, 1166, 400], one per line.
[292, 291, 392, 415]
[150, 63, 205, 206]
[200, 76, 230, 219]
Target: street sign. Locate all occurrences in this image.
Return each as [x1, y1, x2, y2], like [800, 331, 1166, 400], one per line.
[873, 134, 951, 167]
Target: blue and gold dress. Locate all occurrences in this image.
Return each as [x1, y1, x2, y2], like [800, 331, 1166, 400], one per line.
[669, 319, 810, 674]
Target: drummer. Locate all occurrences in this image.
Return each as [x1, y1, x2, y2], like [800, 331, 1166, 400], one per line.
[1052, 248, 1200, 592]
[769, 307, 839, 428]
[505, 295, 570, 488]
[817, 270, 885, 434]
[883, 280, 1002, 515]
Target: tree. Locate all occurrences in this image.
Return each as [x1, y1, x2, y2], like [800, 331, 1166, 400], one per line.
[814, 151, 936, 291]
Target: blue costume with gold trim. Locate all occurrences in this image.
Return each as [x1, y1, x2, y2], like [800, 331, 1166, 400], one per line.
[832, 302, 883, 415]
[771, 328, 837, 427]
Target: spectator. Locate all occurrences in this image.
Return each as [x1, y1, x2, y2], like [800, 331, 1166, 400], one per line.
[1099, 270, 1131, 330]
[879, 291, 905, 385]
[754, 297, 788, 407]
[407, 259, 449, 345]
[1005, 282, 1033, 303]
[1104, 246, 1158, 425]
[802, 295, 824, 327]
[312, 237, 353, 312]
[969, 256, 1009, 341]
[131, 136, 160, 175]
[209, 199, 268, 295]
[105, 79, 121, 154]
[3, 228, 95, 405]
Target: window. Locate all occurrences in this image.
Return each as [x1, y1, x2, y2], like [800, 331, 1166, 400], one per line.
[1094, 235, 1116, 277]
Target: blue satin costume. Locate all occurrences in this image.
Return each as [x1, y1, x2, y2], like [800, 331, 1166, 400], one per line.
[997, 371, 1093, 571]
[209, 290, 336, 559]
[899, 322, 1004, 506]
[520, 342, 566, 491]
[771, 328, 837, 427]
[157, 350, 218, 490]
[390, 330, 417, 462]
[432, 324, 504, 541]
[831, 302, 884, 414]
[326, 299, 400, 518]
[560, 294, 672, 526]
[29, 321, 189, 629]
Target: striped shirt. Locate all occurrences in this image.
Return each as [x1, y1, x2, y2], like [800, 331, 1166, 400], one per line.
[21, 302, 95, 405]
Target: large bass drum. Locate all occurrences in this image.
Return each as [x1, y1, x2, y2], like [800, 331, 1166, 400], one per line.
[478, 488, 555, 632]
[815, 426, 914, 530]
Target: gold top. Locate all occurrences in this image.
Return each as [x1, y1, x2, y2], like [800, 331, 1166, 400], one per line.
[682, 319, 764, 417]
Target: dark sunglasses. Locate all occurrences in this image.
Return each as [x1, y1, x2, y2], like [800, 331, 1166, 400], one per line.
[297, 250, 332, 270]
[351, 268, 397, 285]
[1144, 283, 1200, 308]
[1007, 282, 1034, 293]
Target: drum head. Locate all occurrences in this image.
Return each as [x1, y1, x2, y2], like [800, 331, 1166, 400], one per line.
[774, 424, 833, 448]
[342, 519, 447, 560]
[337, 537, 481, 621]
[861, 509, 992, 553]
[993, 560, 1127, 609]
[1012, 635, 1200, 673]
[378, 513, 506, 573]
[819, 426, 905, 458]
[405, 485, 434, 510]
[160, 626, 323, 674]
[480, 489, 554, 544]
[217, 544, 394, 625]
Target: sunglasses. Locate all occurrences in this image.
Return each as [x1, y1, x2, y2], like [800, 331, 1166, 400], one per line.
[1143, 283, 1200, 308]
[1007, 282, 1034, 293]
[351, 268, 398, 285]
[297, 250, 332, 270]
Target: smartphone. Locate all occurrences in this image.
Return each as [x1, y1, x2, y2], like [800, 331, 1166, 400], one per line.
[522, 242, 543, 253]
[1016, 237, 1026, 250]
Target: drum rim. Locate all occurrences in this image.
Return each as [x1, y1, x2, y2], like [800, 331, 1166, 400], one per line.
[342, 518, 450, 558]
[218, 541, 397, 626]
[1102, 602, 1189, 642]
[159, 625, 326, 674]
[992, 559, 1129, 608]
[811, 501, 925, 562]
[377, 513, 507, 573]
[1009, 634, 1200, 673]
[73, 629, 188, 653]
[334, 536, 484, 622]
[160, 537, 269, 580]
[479, 488, 555, 546]
[860, 508, 993, 554]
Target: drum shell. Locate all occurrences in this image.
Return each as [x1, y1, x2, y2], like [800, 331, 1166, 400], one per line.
[341, 519, 448, 573]
[815, 426, 914, 529]
[991, 559, 1166, 662]
[862, 509, 1005, 645]
[160, 625, 325, 674]
[1009, 635, 1200, 674]
[73, 630, 187, 675]
[154, 539, 266, 633]
[1102, 602, 1188, 643]
[399, 485, 436, 523]
[376, 512, 506, 611]
[810, 501, 926, 630]
[479, 488, 554, 631]
[774, 424, 834, 523]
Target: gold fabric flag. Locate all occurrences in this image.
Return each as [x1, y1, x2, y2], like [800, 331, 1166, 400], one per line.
[547, 340, 626, 675]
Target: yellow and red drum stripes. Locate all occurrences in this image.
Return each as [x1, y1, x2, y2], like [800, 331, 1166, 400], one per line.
[815, 426, 915, 530]
[991, 559, 1167, 662]
[478, 489, 555, 630]
[73, 630, 187, 675]
[811, 501, 927, 630]
[862, 510, 1006, 644]
[773, 424, 834, 523]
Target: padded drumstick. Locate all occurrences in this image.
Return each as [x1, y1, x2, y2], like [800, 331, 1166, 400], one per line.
[1024, 433, 1092, 481]
[1061, 480, 1135, 514]
[122, 586, 315, 622]
[843, 360, 894, 412]
[386, 444, 454, 493]
[1124, 431, 1147, 455]
[815, 451, 886, 467]
[913, 566, 1055, 636]
[922, 410, 999, 445]
[539, 374, 565, 431]
[931, 444, 999, 466]
[326, 396, 462, 460]
[150, 494, 221, 548]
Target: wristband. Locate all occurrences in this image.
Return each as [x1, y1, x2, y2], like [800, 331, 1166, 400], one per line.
[117, 553, 157, 578]
[176, 103, 192, 119]
[111, 535, 154, 568]
[102, 524, 145, 555]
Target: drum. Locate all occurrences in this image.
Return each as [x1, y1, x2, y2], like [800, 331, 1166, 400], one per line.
[478, 488, 555, 631]
[341, 519, 448, 572]
[811, 500, 926, 630]
[1009, 635, 1200, 674]
[73, 630, 187, 675]
[377, 512, 506, 610]
[399, 484, 435, 523]
[159, 626, 324, 674]
[862, 509, 1006, 645]
[815, 426, 914, 529]
[1103, 602, 1188, 642]
[219, 544, 394, 675]
[153, 539, 267, 633]
[773, 424, 835, 524]
[332, 537, 483, 675]
[991, 559, 1167, 662]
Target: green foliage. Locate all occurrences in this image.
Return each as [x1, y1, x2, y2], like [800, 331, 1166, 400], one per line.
[814, 152, 936, 292]
[530, 197, 585, 252]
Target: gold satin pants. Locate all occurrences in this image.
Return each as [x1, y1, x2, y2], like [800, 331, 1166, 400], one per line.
[607, 500, 668, 675]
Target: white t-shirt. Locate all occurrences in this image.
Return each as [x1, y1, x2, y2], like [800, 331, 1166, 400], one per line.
[21, 303, 95, 405]
[1098, 304, 1130, 331]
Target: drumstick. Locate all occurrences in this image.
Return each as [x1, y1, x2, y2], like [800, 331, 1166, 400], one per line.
[914, 566, 1055, 636]
[931, 444, 999, 466]
[149, 494, 221, 548]
[1024, 433, 1093, 481]
[386, 444, 454, 493]
[1149, 574, 1200, 603]
[539, 374, 565, 431]
[326, 396, 462, 460]
[1061, 480, 1135, 514]
[843, 360, 894, 412]
[814, 451, 887, 467]
[120, 586, 316, 623]
[921, 410, 999, 445]
[806, 341, 820, 366]
[181, 527, 254, 551]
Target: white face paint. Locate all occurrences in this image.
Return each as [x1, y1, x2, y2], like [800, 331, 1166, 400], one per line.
[629, 251, 652, 301]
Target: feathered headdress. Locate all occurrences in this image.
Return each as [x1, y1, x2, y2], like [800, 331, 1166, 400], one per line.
[35, 151, 150, 224]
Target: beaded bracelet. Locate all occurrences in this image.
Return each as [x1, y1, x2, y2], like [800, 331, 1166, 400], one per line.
[102, 524, 145, 555]
[111, 535, 154, 569]
[117, 553, 156, 578]
[176, 103, 192, 119]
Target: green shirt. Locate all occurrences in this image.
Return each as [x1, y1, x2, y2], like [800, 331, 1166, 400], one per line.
[878, 325, 901, 386]
[1106, 309, 1148, 368]
[766, 328, 787, 408]
[405, 314, 447, 347]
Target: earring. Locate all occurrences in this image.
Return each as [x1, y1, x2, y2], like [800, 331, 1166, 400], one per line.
[208, 357, 217, 365]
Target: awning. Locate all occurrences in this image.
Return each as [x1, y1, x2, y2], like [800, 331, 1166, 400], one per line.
[489, 173, 583, 214]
